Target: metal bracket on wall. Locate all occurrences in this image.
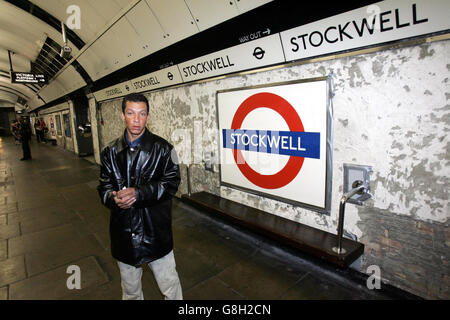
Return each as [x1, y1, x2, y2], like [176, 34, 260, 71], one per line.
[204, 151, 215, 173]
[186, 164, 192, 196]
[332, 164, 374, 255]
[343, 164, 373, 205]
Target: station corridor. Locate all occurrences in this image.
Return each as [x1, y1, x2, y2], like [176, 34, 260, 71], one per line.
[0, 137, 418, 300]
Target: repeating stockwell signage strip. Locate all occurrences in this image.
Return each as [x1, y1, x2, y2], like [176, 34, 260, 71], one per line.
[92, 65, 184, 101]
[92, 80, 134, 101]
[280, 0, 450, 61]
[132, 65, 183, 93]
[93, 0, 449, 102]
[178, 34, 285, 82]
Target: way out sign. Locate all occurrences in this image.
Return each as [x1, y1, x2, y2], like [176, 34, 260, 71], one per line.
[217, 77, 333, 213]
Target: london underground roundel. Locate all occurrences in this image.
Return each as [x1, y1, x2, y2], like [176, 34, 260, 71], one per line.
[230, 92, 304, 189]
[218, 79, 328, 210]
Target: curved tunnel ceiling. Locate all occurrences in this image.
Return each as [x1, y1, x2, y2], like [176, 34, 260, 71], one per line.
[0, 0, 273, 111]
[0, 0, 84, 109]
[1, 0, 395, 113]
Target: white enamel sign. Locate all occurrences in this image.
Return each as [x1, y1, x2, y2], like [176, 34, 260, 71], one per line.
[217, 78, 331, 211]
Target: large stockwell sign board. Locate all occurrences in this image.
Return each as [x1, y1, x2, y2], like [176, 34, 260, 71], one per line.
[217, 78, 332, 213]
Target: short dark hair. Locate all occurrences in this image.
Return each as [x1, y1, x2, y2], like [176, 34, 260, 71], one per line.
[122, 93, 149, 113]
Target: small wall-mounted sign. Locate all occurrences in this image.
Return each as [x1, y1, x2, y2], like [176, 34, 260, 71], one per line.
[11, 72, 48, 84]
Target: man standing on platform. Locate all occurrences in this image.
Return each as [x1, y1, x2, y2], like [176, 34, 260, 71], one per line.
[19, 116, 32, 160]
[97, 93, 183, 300]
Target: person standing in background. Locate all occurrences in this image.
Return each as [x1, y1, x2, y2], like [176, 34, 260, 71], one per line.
[10, 120, 20, 145]
[19, 116, 32, 160]
[34, 119, 41, 143]
[39, 118, 47, 143]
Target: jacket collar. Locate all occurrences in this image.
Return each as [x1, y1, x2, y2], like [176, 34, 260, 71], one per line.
[117, 128, 154, 153]
[124, 130, 144, 148]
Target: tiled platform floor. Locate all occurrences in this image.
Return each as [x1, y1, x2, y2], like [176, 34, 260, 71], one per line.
[0, 136, 415, 300]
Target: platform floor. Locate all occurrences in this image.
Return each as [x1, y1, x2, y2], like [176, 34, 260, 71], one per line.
[0, 136, 413, 300]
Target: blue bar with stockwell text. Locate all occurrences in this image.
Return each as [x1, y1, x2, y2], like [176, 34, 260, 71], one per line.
[222, 129, 320, 159]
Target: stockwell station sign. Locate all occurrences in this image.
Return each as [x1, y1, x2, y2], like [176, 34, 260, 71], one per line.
[217, 77, 332, 213]
[93, 0, 449, 102]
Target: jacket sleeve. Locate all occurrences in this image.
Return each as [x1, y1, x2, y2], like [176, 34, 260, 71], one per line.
[97, 147, 119, 210]
[134, 146, 180, 207]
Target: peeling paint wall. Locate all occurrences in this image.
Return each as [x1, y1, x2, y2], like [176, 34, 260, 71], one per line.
[63, 113, 75, 153]
[98, 98, 123, 148]
[68, 101, 79, 155]
[88, 97, 101, 164]
[97, 39, 450, 299]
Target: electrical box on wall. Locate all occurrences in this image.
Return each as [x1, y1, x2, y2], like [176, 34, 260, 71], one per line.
[343, 164, 372, 205]
[204, 151, 215, 172]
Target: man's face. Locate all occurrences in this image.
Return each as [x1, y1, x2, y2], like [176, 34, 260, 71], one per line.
[121, 101, 149, 140]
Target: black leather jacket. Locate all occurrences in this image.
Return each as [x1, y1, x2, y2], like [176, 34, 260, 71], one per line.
[97, 129, 180, 266]
[19, 121, 31, 141]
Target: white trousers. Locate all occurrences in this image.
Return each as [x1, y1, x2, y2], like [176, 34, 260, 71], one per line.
[117, 250, 183, 300]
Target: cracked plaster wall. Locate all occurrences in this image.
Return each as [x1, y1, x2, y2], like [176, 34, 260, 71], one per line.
[97, 39, 449, 298]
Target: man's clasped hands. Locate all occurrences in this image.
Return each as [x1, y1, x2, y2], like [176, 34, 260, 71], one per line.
[113, 187, 136, 209]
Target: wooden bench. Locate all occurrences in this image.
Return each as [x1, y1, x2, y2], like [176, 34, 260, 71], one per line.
[181, 191, 364, 268]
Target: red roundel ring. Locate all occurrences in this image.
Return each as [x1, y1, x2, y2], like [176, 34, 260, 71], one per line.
[230, 92, 304, 189]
